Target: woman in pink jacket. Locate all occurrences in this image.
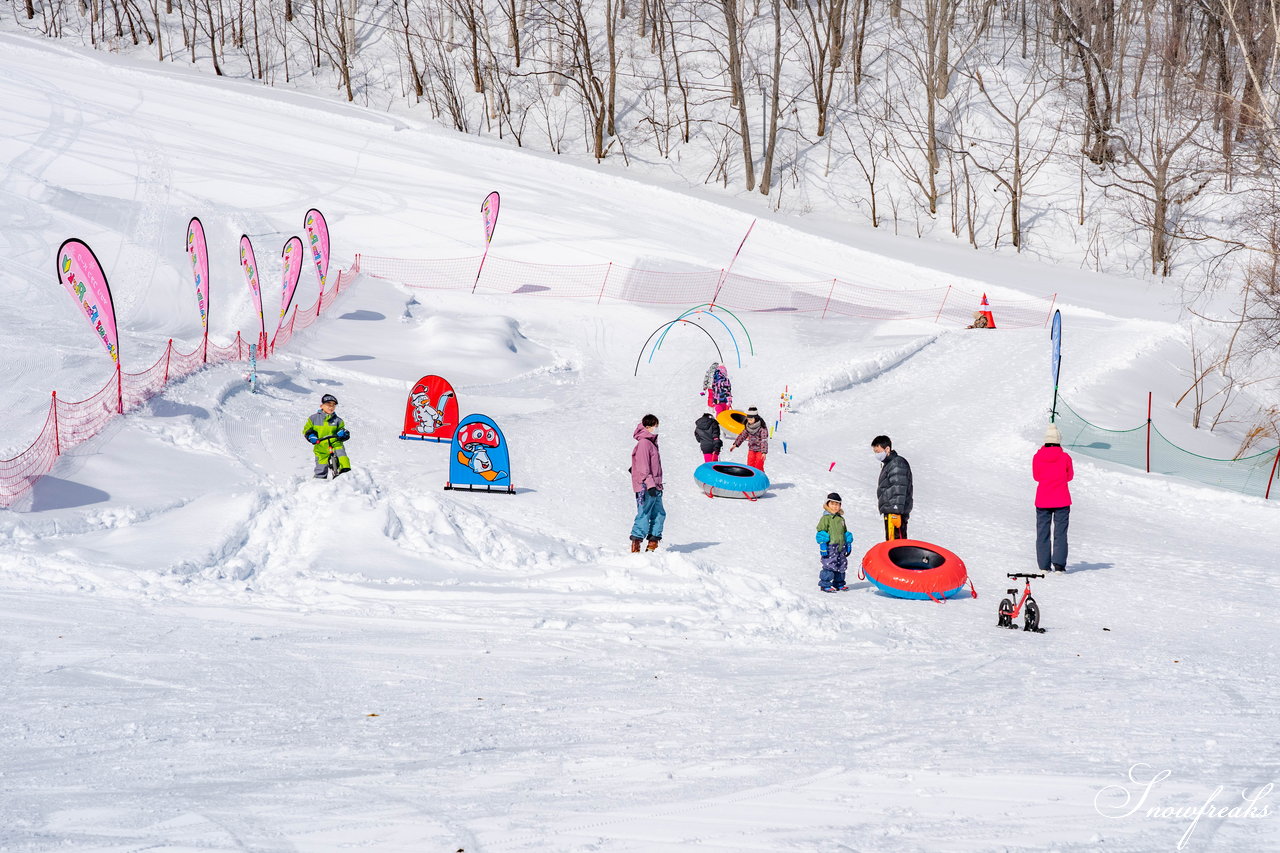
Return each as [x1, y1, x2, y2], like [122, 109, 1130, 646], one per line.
[1033, 424, 1074, 572]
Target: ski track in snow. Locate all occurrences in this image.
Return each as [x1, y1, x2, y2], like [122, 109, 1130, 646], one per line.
[0, 32, 1276, 853]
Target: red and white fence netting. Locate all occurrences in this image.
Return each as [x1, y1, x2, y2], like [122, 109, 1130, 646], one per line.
[0, 260, 360, 508]
[357, 253, 1057, 329]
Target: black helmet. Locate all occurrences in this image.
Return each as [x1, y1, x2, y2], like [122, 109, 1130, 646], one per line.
[321, 394, 338, 405]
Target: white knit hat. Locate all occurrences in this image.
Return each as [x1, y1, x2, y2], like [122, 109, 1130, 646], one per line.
[1044, 424, 1062, 444]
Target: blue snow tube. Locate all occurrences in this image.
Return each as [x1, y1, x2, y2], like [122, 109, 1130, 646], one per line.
[694, 462, 770, 499]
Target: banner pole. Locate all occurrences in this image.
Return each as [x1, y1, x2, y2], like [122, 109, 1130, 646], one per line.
[471, 249, 489, 295]
[711, 219, 756, 308]
[116, 363, 123, 415]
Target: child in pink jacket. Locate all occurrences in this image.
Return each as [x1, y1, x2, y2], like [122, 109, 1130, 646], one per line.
[630, 414, 665, 552]
[1033, 423, 1074, 572]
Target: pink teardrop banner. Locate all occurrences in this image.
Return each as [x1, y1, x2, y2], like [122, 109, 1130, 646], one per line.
[187, 217, 210, 361]
[57, 238, 120, 366]
[303, 208, 330, 295]
[472, 191, 500, 293]
[272, 236, 304, 345]
[239, 234, 266, 352]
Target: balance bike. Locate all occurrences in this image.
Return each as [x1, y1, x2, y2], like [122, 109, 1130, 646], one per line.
[998, 573, 1045, 633]
[315, 435, 344, 479]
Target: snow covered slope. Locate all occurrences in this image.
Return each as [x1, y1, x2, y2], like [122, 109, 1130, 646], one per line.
[0, 34, 1276, 852]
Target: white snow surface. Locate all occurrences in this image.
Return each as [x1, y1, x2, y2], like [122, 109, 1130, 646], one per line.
[1, 34, 1277, 853]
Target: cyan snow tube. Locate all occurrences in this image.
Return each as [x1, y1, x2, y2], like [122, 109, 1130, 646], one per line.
[694, 462, 770, 499]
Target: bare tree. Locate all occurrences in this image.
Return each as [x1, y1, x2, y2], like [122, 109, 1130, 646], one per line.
[1053, 0, 1129, 164]
[536, 0, 615, 159]
[1094, 92, 1213, 276]
[758, 0, 785, 195]
[791, 0, 846, 137]
[718, 0, 755, 190]
[953, 57, 1060, 251]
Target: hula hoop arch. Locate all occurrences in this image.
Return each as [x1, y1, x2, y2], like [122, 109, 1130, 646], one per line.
[649, 310, 741, 368]
[653, 303, 755, 363]
[634, 319, 724, 376]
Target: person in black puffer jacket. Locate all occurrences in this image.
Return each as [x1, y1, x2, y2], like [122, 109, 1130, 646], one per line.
[872, 434, 912, 540]
[694, 413, 722, 462]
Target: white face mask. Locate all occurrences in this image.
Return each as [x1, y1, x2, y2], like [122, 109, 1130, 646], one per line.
[874, 450, 888, 462]
[649, 426, 659, 435]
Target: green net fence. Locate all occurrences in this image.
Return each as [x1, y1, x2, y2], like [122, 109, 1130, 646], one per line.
[1055, 398, 1280, 499]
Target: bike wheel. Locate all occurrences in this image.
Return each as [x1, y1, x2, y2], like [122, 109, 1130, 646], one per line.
[997, 598, 1013, 628]
[328, 451, 340, 479]
[1024, 597, 1041, 632]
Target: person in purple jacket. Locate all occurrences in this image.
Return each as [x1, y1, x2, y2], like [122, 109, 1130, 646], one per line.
[630, 414, 665, 552]
[1033, 423, 1074, 572]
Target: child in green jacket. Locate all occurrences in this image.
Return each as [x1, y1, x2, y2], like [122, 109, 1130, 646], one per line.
[816, 492, 853, 592]
[302, 393, 351, 478]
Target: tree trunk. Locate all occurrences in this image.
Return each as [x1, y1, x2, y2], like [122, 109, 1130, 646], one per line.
[759, 0, 783, 195]
[721, 0, 755, 191]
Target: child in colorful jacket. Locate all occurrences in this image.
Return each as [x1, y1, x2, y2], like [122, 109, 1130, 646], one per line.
[702, 363, 733, 414]
[816, 493, 854, 592]
[302, 393, 351, 478]
[730, 407, 768, 469]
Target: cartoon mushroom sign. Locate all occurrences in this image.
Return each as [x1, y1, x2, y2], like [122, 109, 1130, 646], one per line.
[456, 421, 507, 481]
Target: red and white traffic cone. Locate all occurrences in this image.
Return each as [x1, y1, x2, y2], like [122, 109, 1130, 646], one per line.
[978, 293, 997, 329]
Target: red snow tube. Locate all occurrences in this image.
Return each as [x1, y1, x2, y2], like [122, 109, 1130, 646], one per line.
[860, 539, 971, 600]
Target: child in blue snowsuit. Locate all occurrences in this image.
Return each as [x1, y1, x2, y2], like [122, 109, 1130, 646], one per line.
[816, 492, 853, 592]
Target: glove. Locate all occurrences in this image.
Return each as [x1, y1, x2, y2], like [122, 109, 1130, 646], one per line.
[815, 530, 831, 545]
[306, 432, 319, 445]
[336, 428, 350, 441]
[819, 544, 829, 557]
[844, 531, 853, 547]
[646, 487, 660, 497]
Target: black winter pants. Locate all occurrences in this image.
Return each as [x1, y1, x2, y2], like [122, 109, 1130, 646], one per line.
[1035, 506, 1070, 570]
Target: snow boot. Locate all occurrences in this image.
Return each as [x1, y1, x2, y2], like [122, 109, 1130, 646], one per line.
[630, 538, 642, 553]
[645, 539, 659, 552]
[1052, 564, 1066, 573]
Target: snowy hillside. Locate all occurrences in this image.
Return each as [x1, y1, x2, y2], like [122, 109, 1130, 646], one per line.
[1, 34, 1276, 852]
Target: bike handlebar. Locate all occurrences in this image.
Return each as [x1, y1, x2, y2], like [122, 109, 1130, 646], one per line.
[1007, 573, 1045, 579]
